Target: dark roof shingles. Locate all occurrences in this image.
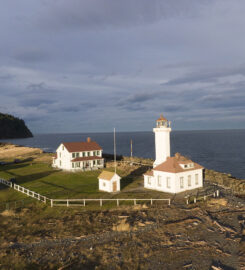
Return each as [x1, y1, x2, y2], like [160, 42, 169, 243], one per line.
[63, 141, 102, 153]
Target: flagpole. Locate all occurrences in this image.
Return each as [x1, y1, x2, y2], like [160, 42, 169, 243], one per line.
[114, 128, 116, 173]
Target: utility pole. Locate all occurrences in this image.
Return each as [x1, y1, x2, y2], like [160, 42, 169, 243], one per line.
[131, 139, 133, 158]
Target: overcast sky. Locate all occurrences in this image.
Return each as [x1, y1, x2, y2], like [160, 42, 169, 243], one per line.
[1, 0, 245, 133]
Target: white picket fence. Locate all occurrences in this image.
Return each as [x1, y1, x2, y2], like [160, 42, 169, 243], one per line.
[0, 178, 170, 208]
[50, 198, 171, 207]
[0, 178, 49, 204]
[13, 184, 49, 203]
[0, 178, 13, 187]
[185, 190, 220, 204]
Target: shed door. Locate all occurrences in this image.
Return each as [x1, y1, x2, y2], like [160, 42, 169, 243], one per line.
[113, 181, 117, 192]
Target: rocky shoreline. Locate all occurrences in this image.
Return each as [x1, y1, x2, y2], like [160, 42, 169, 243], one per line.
[205, 169, 245, 195]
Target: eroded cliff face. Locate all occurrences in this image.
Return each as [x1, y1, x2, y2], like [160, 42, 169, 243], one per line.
[0, 113, 33, 139]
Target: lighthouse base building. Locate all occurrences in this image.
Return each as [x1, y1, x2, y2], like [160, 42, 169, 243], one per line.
[144, 153, 203, 194]
[144, 115, 204, 194]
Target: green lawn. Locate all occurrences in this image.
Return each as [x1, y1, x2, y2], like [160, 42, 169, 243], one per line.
[0, 161, 172, 205]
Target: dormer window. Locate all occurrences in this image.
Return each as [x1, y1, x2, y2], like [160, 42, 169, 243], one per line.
[180, 163, 194, 169]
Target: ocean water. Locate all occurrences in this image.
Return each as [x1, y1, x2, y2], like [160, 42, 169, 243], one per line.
[1, 130, 245, 179]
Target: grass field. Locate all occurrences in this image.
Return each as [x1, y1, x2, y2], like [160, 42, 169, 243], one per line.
[0, 160, 171, 206]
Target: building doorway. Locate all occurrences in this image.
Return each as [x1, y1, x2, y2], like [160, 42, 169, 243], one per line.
[113, 181, 117, 192]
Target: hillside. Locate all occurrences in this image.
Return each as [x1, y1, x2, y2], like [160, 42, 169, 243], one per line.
[0, 113, 33, 139]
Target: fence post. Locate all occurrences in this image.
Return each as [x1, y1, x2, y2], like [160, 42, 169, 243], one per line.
[213, 192, 216, 198]
[186, 199, 189, 205]
[168, 199, 171, 206]
[117, 199, 119, 206]
[67, 200, 69, 207]
[51, 199, 53, 207]
[194, 197, 196, 204]
[216, 190, 219, 197]
[44, 197, 46, 204]
[204, 195, 206, 201]
[100, 199, 102, 207]
[134, 199, 136, 205]
[151, 199, 153, 205]
[84, 199, 85, 206]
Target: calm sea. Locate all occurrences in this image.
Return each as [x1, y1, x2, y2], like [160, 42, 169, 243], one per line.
[1, 130, 245, 179]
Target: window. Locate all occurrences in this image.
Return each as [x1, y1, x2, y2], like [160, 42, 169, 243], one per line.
[76, 152, 79, 158]
[167, 177, 171, 188]
[83, 152, 85, 157]
[72, 163, 74, 168]
[180, 177, 184, 188]
[195, 174, 198, 185]
[75, 162, 80, 168]
[59, 152, 61, 158]
[93, 151, 96, 156]
[87, 152, 90, 157]
[157, 175, 162, 187]
[184, 164, 188, 168]
[188, 175, 191, 187]
[148, 177, 151, 185]
[97, 160, 101, 165]
[72, 153, 75, 158]
[97, 151, 100, 156]
[103, 182, 106, 187]
[60, 161, 62, 166]
[93, 160, 96, 165]
[62, 145, 64, 150]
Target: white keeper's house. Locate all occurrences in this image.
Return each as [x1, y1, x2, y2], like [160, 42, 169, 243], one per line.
[52, 137, 104, 171]
[144, 115, 204, 193]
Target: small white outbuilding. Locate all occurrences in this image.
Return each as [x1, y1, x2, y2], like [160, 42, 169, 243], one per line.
[98, 171, 121, 193]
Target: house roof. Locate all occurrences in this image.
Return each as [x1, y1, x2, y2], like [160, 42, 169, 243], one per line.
[62, 141, 102, 153]
[98, 171, 119, 181]
[153, 153, 204, 173]
[71, 156, 103, 162]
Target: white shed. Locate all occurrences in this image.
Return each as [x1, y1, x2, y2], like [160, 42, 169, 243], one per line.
[98, 171, 121, 193]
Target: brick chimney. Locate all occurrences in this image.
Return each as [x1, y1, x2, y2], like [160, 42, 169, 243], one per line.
[87, 137, 91, 143]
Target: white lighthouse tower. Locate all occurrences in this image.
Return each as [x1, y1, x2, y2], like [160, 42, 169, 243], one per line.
[153, 114, 171, 168]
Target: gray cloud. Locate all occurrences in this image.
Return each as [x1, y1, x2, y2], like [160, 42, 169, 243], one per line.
[14, 49, 50, 63]
[18, 82, 57, 108]
[1, 0, 245, 132]
[165, 66, 245, 85]
[39, 0, 208, 31]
